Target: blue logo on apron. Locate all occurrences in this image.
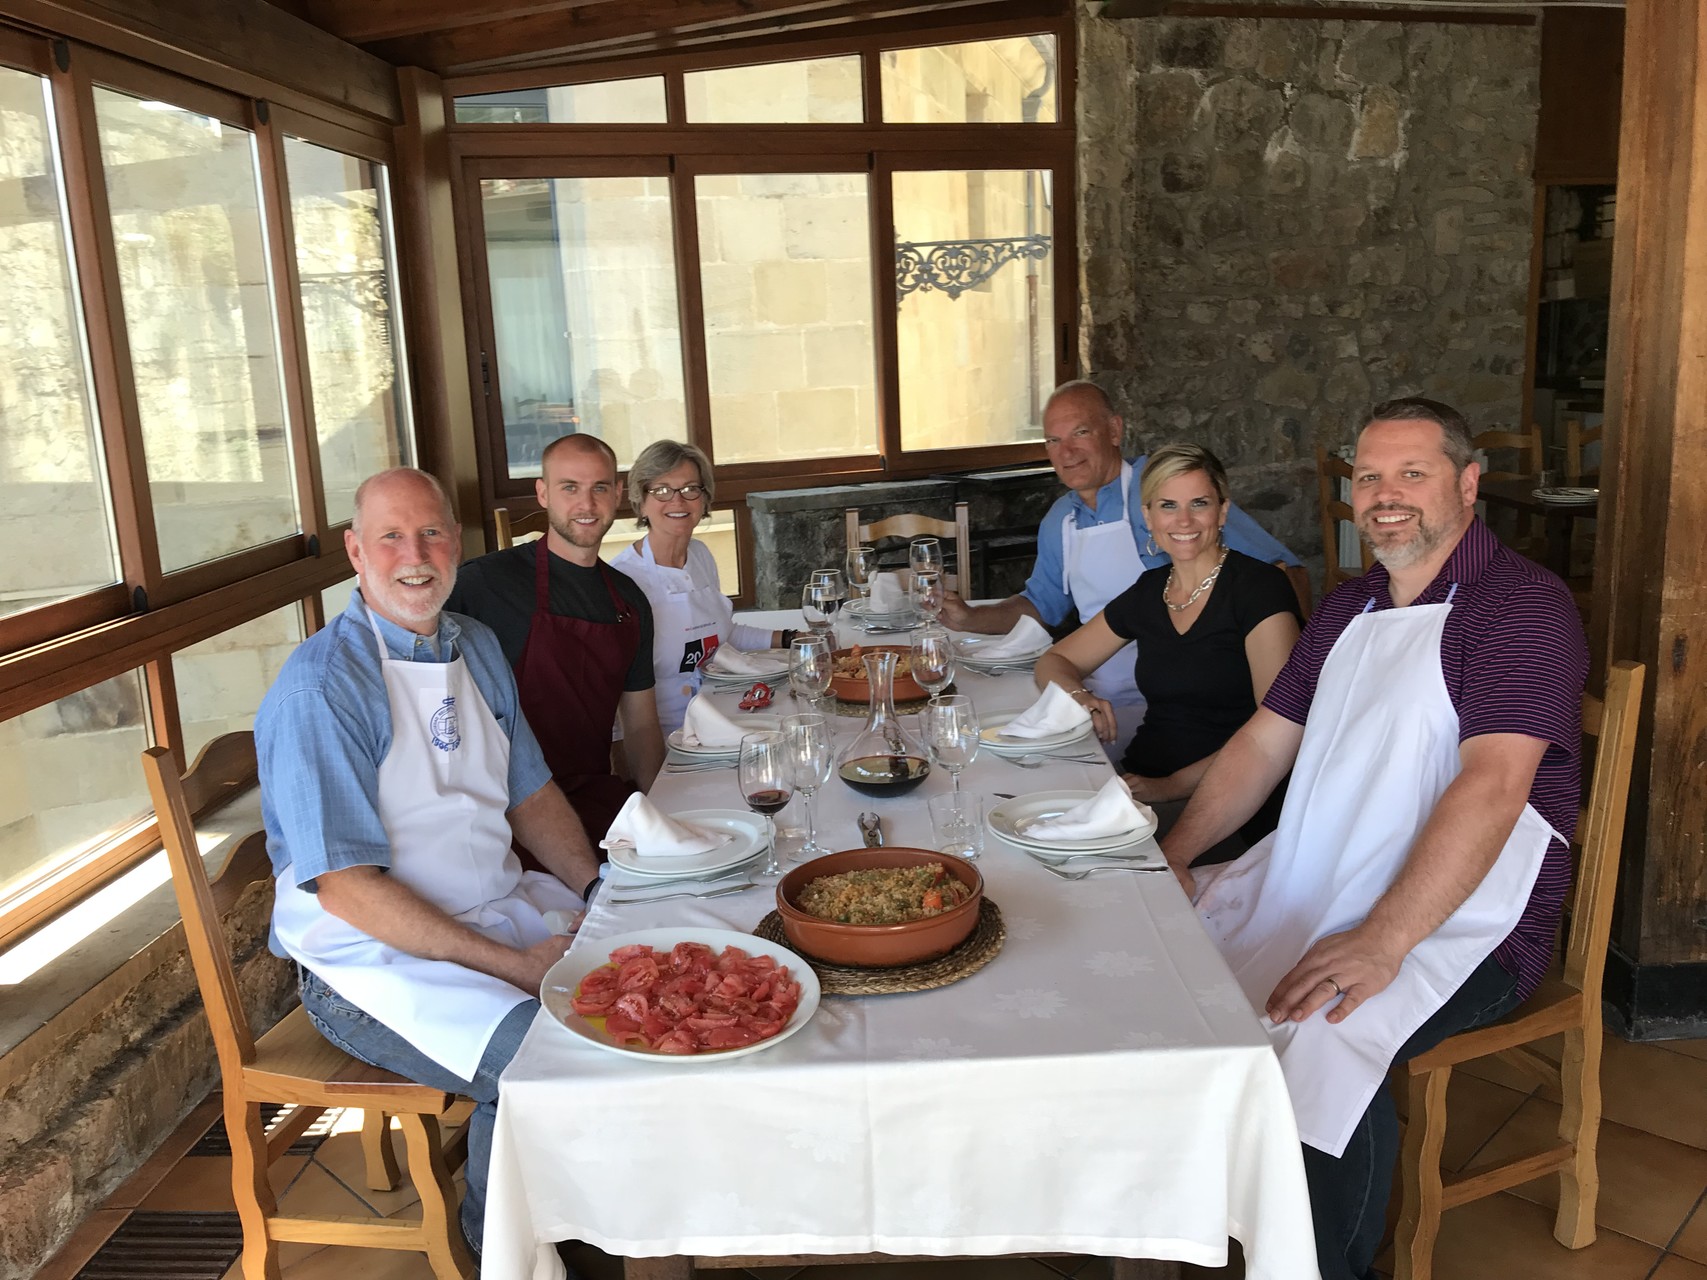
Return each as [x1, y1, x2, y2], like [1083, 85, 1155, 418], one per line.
[430, 696, 461, 752]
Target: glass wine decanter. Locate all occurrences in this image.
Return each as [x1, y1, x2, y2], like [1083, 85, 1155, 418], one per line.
[835, 649, 931, 796]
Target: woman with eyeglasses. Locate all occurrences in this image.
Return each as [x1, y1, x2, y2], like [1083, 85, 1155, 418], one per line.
[610, 440, 793, 733]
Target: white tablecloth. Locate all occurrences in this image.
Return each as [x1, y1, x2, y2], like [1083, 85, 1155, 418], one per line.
[486, 614, 1318, 1280]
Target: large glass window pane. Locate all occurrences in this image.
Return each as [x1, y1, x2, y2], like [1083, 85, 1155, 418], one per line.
[479, 176, 687, 477]
[882, 36, 1058, 124]
[283, 138, 412, 524]
[685, 57, 863, 124]
[454, 78, 667, 125]
[175, 603, 304, 762]
[0, 68, 120, 620]
[696, 173, 877, 464]
[0, 670, 151, 904]
[894, 169, 1054, 451]
[94, 88, 297, 572]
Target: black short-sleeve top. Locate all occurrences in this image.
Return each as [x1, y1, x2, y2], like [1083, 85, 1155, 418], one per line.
[1102, 550, 1301, 778]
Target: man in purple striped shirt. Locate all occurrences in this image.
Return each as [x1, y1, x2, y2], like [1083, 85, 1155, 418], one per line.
[1160, 398, 1588, 1280]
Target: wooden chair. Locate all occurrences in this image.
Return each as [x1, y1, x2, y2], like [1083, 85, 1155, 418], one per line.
[143, 735, 474, 1280]
[845, 501, 973, 594]
[1472, 423, 1544, 480]
[492, 504, 548, 550]
[1394, 659, 1646, 1280]
[1565, 418, 1604, 484]
[1316, 446, 1374, 593]
[1279, 562, 1313, 622]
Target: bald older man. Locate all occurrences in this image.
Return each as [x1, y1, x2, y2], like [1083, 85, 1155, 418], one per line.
[255, 467, 603, 1256]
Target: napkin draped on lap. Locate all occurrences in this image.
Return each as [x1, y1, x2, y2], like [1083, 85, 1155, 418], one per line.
[867, 572, 909, 612]
[1018, 777, 1157, 842]
[969, 615, 1053, 660]
[679, 695, 748, 747]
[999, 683, 1093, 739]
[705, 645, 779, 676]
[600, 793, 732, 859]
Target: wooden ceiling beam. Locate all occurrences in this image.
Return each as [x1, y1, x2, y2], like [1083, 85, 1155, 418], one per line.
[301, 0, 611, 45]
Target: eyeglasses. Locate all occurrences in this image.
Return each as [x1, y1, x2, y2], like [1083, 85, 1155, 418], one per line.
[643, 483, 707, 501]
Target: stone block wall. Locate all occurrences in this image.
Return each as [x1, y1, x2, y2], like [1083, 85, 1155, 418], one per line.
[1077, 12, 1540, 578]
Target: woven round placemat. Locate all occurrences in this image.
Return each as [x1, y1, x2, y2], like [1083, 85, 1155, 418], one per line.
[827, 681, 957, 717]
[753, 898, 1005, 995]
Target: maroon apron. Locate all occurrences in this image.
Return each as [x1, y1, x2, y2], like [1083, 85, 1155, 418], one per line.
[514, 540, 640, 860]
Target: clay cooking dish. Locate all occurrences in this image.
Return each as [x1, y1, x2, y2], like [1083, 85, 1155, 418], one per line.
[776, 848, 983, 968]
[829, 645, 927, 703]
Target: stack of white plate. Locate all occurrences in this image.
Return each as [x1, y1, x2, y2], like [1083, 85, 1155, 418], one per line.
[975, 709, 1094, 755]
[1532, 486, 1599, 506]
[843, 599, 920, 633]
[985, 791, 1163, 867]
[603, 810, 768, 881]
[699, 650, 791, 687]
[664, 713, 781, 758]
[955, 635, 1050, 673]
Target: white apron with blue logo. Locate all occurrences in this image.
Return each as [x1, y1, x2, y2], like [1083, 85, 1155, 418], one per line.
[1061, 461, 1148, 754]
[271, 614, 583, 1079]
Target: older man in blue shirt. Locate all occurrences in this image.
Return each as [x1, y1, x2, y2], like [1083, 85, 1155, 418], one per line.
[942, 380, 1299, 752]
[257, 467, 602, 1256]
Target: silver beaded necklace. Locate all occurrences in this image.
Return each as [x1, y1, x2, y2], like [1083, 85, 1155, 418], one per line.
[1165, 544, 1229, 613]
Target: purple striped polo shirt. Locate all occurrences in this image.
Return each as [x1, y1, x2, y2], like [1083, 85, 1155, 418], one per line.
[1263, 518, 1588, 999]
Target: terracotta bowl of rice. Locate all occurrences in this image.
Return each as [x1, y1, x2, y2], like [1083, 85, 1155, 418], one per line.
[829, 645, 928, 703]
[776, 847, 983, 968]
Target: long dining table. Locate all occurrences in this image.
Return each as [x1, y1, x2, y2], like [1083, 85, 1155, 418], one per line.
[482, 612, 1319, 1280]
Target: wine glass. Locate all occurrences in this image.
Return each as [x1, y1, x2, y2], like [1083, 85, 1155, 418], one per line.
[911, 624, 955, 702]
[911, 568, 945, 623]
[739, 731, 794, 881]
[845, 544, 877, 601]
[801, 580, 837, 639]
[783, 712, 834, 860]
[909, 537, 943, 579]
[920, 695, 980, 794]
[809, 568, 846, 631]
[789, 633, 833, 711]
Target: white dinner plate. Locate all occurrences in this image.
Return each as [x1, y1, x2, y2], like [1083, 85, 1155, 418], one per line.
[700, 649, 791, 684]
[844, 599, 920, 631]
[955, 635, 1049, 669]
[666, 714, 781, 757]
[1531, 486, 1599, 504]
[986, 790, 1158, 855]
[976, 709, 1094, 754]
[541, 927, 821, 1062]
[604, 811, 767, 879]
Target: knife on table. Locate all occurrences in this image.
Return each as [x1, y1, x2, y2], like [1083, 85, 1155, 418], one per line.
[858, 812, 884, 847]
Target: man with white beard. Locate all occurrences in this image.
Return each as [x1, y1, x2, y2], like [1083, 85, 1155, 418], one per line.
[255, 467, 603, 1257]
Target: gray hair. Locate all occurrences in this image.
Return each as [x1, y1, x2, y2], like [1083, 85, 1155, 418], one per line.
[628, 439, 713, 529]
[351, 467, 456, 534]
[1367, 397, 1476, 473]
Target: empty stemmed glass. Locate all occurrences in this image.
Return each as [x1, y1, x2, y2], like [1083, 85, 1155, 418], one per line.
[801, 580, 838, 639]
[739, 732, 794, 881]
[789, 633, 833, 711]
[911, 568, 945, 623]
[911, 624, 955, 702]
[783, 712, 834, 861]
[909, 537, 943, 579]
[920, 695, 980, 794]
[845, 545, 877, 601]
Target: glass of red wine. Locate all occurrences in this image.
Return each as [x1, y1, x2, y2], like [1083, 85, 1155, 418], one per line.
[739, 731, 794, 881]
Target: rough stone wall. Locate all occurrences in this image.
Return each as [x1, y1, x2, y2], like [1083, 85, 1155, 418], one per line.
[1078, 13, 1540, 576]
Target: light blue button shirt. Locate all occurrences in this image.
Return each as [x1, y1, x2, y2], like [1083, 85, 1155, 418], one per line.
[255, 592, 552, 899]
[1022, 455, 1301, 627]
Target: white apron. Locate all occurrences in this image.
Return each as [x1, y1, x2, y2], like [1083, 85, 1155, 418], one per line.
[1193, 588, 1556, 1156]
[1061, 460, 1148, 752]
[272, 613, 584, 1079]
[626, 536, 725, 733]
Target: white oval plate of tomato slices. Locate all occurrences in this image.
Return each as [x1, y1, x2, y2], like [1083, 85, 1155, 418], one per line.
[540, 927, 821, 1062]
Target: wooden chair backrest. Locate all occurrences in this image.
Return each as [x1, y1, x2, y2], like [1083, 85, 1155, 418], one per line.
[1564, 659, 1644, 1003]
[142, 734, 266, 1082]
[1565, 418, 1605, 484]
[844, 502, 973, 590]
[492, 506, 548, 550]
[1316, 446, 1373, 593]
[1473, 424, 1544, 480]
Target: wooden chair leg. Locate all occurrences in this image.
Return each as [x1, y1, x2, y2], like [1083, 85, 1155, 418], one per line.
[228, 1098, 284, 1280]
[362, 1109, 402, 1192]
[1394, 1066, 1451, 1280]
[398, 1112, 475, 1280]
[1554, 1020, 1602, 1248]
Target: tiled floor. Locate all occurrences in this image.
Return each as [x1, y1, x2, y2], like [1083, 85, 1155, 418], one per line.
[38, 1033, 1707, 1280]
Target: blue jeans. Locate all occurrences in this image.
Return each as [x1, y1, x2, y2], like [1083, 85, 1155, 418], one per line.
[1303, 953, 1526, 1280]
[297, 967, 537, 1254]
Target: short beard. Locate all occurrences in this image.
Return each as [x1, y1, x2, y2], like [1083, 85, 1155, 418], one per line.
[550, 513, 612, 549]
[370, 562, 456, 626]
[1361, 507, 1448, 570]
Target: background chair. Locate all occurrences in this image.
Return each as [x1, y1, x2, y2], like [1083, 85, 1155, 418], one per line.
[143, 735, 474, 1280]
[1316, 446, 1374, 593]
[1393, 659, 1646, 1280]
[1472, 423, 1544, 480]
[1565, 418, 1604, 484]
[844, 501, 972, 594]
[492, 505, 548, 550]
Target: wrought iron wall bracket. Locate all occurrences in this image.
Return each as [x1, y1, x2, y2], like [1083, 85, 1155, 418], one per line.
[894, 235, 1052, 302]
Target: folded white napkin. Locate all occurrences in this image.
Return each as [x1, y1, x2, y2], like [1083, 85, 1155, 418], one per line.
[998, 683, 1093, 739]
[1018, 777, 1157, 843]
[706, 645, 780, 676]
[868, 572, 909, 612]
[600, 793, 732, 859]
[968, 615, 1053, 660]
[678, 695, 748, 748]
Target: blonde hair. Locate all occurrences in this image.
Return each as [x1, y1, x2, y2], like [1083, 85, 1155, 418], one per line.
[1139, 444, 1231, 509]
[628, 439, 713, 528]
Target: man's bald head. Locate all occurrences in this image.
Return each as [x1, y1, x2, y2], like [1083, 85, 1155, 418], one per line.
[351, 467, 456, 535]
[540, 433, 618, 480]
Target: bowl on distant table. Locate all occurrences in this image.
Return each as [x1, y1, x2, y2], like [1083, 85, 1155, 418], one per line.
[776, 848, 983, 968]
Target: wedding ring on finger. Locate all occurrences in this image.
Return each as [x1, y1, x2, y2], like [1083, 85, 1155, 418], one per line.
[1323, 977, 1343, 997]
